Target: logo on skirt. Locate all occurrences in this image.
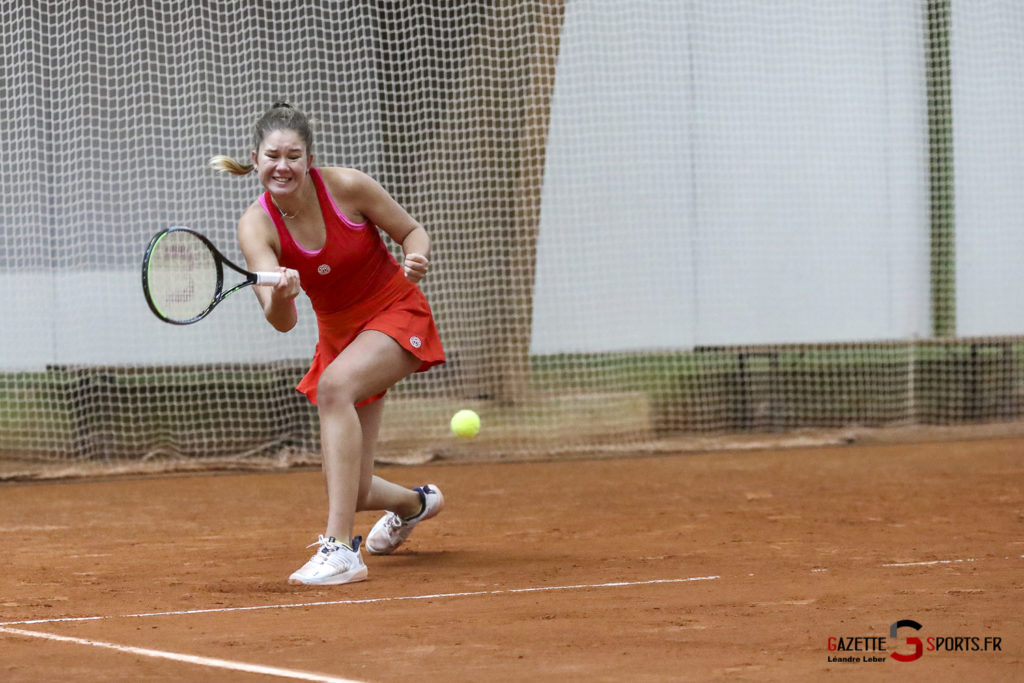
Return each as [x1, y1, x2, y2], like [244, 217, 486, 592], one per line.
[409, 336, 422, 349]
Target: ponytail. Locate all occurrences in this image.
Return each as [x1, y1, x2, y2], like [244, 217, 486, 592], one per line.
[208, 154, 254, 176]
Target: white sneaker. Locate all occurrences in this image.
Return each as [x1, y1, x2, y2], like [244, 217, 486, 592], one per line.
[288, 535, 368, 586]
[365, 485, 444, 555]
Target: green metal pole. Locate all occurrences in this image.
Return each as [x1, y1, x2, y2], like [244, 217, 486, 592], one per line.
[926, 0, 955, 338]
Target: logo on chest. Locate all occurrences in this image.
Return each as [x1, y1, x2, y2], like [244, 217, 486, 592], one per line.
[317, 264, 331, 276]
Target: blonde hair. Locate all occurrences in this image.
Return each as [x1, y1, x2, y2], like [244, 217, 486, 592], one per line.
[209, 102, 313, 176]
[208, 154, 254, 176]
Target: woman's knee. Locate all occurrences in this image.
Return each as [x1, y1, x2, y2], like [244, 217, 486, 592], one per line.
[317, 369, 360, 409]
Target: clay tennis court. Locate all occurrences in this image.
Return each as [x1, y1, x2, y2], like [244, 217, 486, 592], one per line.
[1, 436, 1020, 681]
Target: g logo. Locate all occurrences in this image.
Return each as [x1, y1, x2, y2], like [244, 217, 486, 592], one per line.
[890, 619, 924, 662]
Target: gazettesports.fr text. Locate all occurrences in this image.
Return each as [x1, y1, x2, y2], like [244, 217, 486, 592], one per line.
[828, 636, 1003, 652]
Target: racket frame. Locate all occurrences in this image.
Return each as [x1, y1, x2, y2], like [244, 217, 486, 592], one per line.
[141, 226, 279, 325]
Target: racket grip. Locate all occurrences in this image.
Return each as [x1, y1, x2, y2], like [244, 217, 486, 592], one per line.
[255, 272, 282, 286]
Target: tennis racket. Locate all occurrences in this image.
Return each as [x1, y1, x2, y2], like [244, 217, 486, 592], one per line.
[141, 226, 281, 325]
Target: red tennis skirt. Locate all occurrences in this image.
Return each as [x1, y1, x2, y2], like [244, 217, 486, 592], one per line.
[296, 270, 445, 406]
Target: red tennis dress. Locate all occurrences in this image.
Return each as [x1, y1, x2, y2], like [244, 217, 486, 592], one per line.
[259, 168, 444, 406]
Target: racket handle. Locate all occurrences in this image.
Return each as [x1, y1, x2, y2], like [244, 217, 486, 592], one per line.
[254, 271, 282, 286]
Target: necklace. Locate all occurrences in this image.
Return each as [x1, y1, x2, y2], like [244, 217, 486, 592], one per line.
[271, 196, 300, 219]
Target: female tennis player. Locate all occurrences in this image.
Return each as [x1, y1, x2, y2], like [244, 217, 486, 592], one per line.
[210, 102, 445, 585]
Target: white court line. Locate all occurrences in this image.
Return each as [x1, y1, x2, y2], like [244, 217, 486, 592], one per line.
[882, 558, 978, 567]
[0, 577, 717, 682]
[881, 555, 1024, 568]
[0, 626, 360, 683]
[0, 576, 719, 627]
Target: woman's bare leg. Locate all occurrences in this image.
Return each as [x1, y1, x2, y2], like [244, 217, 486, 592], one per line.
[354, 399, 422, 518]
[316, 330, 420, 541]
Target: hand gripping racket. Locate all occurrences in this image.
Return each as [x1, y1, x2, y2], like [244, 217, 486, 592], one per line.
[141, 226, 281, 325]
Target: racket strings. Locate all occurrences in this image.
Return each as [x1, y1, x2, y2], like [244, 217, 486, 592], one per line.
[146, 231, 219, 322]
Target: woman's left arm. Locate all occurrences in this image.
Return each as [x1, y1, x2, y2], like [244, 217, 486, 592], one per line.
[397, 225, 430, 283]
[329, 168, 431, 283]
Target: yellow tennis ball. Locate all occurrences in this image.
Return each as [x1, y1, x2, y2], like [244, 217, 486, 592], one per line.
[450, 409, 480, 438]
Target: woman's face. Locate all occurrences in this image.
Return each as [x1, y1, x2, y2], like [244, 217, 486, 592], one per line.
[252, 128, 312, 196]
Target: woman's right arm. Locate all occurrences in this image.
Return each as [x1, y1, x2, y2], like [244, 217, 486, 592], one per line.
[237, 208, 302, 332]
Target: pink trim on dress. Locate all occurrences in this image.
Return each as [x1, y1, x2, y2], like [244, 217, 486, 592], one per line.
[259, 191, 324, 256]
[259, 168, 372, 255]
[310, 168, 368, 231]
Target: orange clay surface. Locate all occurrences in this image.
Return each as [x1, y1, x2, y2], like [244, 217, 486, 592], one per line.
[0, 438, 1021, 682]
